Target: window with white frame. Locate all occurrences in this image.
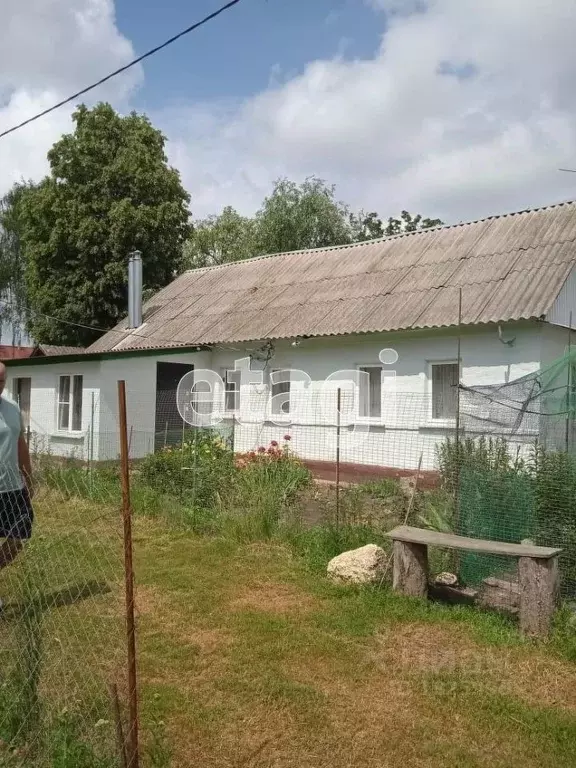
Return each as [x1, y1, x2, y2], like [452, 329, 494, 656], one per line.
[431, 362, 459, 420]
[358, 366, 382, 418]
[271, 369, 291, 415]
[57, 375, 83, 431]
[223, 369, 241, 412]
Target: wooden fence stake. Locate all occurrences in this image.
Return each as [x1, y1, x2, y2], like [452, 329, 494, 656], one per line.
[118, 381, 140, 768]
[110, 682, 128, 768]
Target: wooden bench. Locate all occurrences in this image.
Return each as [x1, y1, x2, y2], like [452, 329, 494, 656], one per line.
[387, 525, 562, 638]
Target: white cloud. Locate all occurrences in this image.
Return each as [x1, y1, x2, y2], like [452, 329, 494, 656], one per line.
[0, 0, 139, 193]
[164, 0, 576, 222]
[3, 1, 576, 226]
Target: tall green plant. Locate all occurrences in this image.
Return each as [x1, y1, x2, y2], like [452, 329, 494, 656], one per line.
[436, 436, 533, 583]
[531, 446, 576, 595]
[221, 440, 311, 541]
[139, 430, 234, 510]
[436, 435, 524, 493]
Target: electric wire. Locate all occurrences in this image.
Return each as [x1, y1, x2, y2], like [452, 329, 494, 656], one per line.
[0, 0, 242, 139]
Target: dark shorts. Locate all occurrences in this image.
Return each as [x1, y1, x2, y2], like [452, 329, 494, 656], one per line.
[0, 488, 34, 540]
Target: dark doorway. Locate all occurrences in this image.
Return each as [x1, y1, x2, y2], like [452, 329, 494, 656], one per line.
[155, 361, 194, 450]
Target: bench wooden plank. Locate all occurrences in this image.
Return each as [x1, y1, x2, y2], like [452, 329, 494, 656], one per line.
[387, 526, 561, 559]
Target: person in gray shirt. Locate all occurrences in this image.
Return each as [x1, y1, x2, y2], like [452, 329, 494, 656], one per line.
[0, 363, 34, 597]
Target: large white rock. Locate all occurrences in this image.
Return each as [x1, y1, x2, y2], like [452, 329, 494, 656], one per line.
[327, 544, 387, 585]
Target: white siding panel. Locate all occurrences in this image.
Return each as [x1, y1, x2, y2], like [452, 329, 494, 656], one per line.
[547, 265, 576, 328]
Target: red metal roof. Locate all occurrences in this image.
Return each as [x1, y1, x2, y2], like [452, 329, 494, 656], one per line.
[0, 346, 37, 361]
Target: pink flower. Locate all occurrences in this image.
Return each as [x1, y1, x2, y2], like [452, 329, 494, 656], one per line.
[270, 440, 278, 447]
[283, 434, 291, 441]
[257, 446, 266, 454]
[248, 451, 256, 459]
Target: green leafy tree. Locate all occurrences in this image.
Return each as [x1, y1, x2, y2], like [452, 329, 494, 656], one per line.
[183, 206, 256, 269]
[254, 177, 353, 254]
[352, 209, 443, 241]
[182, 176, 354, 270]
[19, 103, 191, 346]
[183, 176, 444, 271]
[0, 183, 33, 344]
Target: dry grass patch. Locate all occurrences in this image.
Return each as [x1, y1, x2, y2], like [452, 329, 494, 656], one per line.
[229, 581, 320, 617]
[137, 584, 232, 649]
[375, 621, 576, 712]
[375, 622, 481, 672]
[168, 703, 314, 768]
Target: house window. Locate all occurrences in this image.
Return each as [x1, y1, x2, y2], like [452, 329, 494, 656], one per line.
[271, 369, 290, 415]
[359, 366, 382, 418]
[431, 362, 459, 420]
[223, 369, 241, 412]
[14, 378, 31, 429]
[58, 375, 83, 431]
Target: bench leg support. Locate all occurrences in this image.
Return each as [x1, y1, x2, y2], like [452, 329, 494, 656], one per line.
[393, 540, 428, 597]
[519, 556, 559, 639]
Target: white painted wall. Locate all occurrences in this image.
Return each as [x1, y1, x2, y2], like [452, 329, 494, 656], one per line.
[211, 324, 544, 470]
[5, 321, 551, 470]
[5, 360, 102, 460]
[98, 350, 211, 460]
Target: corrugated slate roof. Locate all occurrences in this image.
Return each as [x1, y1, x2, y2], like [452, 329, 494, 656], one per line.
[38, 345, 85, 356]
[88, 200, 576, 353]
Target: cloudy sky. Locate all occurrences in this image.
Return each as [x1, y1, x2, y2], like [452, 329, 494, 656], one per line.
[2, 0, 576, 223]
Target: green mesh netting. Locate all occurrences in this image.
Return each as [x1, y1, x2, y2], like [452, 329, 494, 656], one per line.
[457, 467, 535, 585]
[455, 348, 576, 595]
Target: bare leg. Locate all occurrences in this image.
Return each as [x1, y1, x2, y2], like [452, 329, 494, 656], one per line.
[0, 538, 24, 569]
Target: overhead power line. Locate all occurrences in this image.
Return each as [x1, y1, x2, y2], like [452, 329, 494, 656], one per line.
[0, 0, 242, 140]
[0, 296, 240, 352]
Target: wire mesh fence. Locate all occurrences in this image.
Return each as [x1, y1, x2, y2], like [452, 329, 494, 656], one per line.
[4, 358, 576, 762]
[15, 369, 576, 602]
[0, 446, 125, 765]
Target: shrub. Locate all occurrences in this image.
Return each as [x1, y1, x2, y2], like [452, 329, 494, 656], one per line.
[221, 439, 311, 540]
[436, 435, 524, 493]
[531, 446, 576, 595]
[235, 440, 311, 499]
[138, 430, 234, 509]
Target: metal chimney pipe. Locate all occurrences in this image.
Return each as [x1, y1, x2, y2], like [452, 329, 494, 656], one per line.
[128, 250, 143, 329]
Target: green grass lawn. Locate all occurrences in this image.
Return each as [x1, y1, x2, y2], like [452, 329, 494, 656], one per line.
[2, 490, 576, 767]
